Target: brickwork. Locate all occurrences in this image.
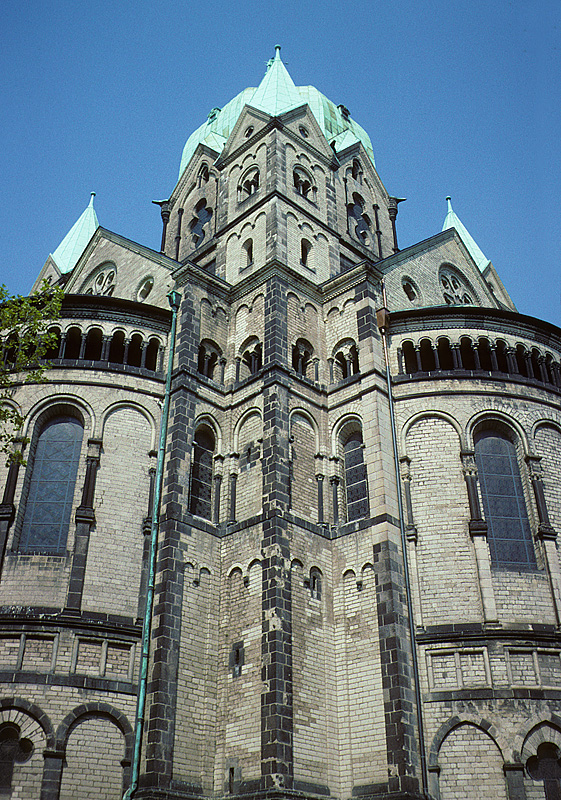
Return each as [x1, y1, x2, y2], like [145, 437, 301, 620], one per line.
[83, 406, 152, 617]
[406, 416, 482, 623]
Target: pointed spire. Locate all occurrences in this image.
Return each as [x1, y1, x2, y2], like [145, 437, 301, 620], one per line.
[442, 196, 490, 272]
[51, 192, 99, 273]
[249, 45, 304, 117]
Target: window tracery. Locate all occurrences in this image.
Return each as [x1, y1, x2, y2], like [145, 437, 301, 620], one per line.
[439, 266, 473, 305]
[83, 265, 116, 296]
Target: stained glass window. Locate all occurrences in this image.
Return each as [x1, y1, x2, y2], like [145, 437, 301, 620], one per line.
[19, 416, 83, 553]
[475, 431, 536, 569]
[344, 431, 369, 522]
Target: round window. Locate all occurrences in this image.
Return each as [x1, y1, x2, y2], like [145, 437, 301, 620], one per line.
[244, 126, 254, 138]
[137, 277, 154, 302]
[299, 125, 309, 138]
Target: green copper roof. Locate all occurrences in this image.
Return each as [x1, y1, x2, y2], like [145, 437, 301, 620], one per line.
[51, 192, 99, 274]
[179, 48, 376, 178]
[442, 196, 490, 272]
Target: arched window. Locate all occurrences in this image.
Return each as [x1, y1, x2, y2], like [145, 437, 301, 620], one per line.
[477, 338, 493, 371]
[343, 430, 369, 522]
[108, 331, 125, 364]
[242, 238, 253, 267]
[43, 326, 61, 361]
[419, 338, 436, 371]
[19, 415, 84, 553]
[437, 338, 454, 371]
[127, 334, 143, 368]
[459, 337, 476, 370]
[189, 426, 215, 520]
[198, 163, 210, 186]
[474, 429, 536, 569]
[300, 239, 312, 267]
[293, 167, 315, 200]
[145, 337, 160, 372]
[84, 328, 103, 361]
[402, 341, 417, 374]
[292, 339, 313, 377]
[238, 167, 259, 202]
[241, 341, 262, 376]
[351, 159, 362, 182]
[310, 568, 322, 600]
[64, 327, 82, 360]
[198, 340, 221, 380]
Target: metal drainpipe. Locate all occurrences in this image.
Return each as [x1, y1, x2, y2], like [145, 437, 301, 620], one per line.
[377, 280, 428, 794]
[123, 289, 182, 800]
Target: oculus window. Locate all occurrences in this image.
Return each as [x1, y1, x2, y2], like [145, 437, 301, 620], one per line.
[474, 430, 536, 569]
[19, 416, 84, 553]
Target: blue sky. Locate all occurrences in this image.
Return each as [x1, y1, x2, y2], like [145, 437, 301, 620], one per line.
[1, 0, 560, 325]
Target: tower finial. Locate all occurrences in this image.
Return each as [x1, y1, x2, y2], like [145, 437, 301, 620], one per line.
[89, 192, 96, 206]
[274, 45, 281, 58]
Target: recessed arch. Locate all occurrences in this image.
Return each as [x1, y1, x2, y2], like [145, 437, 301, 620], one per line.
[233, 408, 262, 451]
[289, 408, 320, 453]
[100, 401, 157, 451]
[401, 410, 464, 454]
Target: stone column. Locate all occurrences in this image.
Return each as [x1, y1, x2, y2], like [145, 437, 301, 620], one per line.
[65, 439, 102, 613]
[229, 454, 239, 523]
[101, 335, 111, 362]
[527, 456, 561, 625]
[461, 451, 498, 624]
[213, 454, 224, 524]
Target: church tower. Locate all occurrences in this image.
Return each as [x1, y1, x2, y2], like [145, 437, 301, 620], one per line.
[3, 48, 561, 800]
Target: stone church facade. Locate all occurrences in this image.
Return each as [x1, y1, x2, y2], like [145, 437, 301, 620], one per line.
[1, 47, 561, 800]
